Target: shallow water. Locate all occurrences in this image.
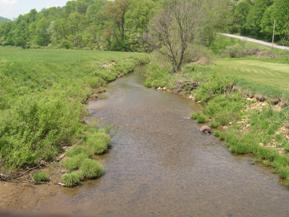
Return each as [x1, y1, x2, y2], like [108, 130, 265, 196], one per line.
[1, 71, 289, 217]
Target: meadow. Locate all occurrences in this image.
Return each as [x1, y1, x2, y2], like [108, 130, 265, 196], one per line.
[0, 47, 149, 174]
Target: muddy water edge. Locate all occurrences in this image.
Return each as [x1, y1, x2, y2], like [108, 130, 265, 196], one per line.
[0, 67, 289, 217]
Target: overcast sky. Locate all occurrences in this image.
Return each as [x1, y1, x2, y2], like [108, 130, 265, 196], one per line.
[0, 0, 69, 19]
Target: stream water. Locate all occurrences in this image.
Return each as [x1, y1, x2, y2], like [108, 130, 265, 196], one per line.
[1, 71, 289, 217]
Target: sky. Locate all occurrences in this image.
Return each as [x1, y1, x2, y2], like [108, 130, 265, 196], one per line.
[0, 0, 69, 19]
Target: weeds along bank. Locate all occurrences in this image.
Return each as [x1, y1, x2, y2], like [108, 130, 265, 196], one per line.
[0, 47, 149, 186]
[145, 40, 289, 186]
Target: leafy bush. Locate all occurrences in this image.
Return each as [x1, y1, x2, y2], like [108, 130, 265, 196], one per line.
[0, 94, 83, 169]
[32, 171, 50, 184]
[61, 172, 81, 187]
[80, 159, 104, 180]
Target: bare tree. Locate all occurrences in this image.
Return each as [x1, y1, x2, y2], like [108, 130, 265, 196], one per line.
[150, 0, 201, 73]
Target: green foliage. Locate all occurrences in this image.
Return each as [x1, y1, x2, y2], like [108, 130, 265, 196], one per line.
[32, 171, 50, 184]
[230, 0, 289, 45]
[61, 172, 81, 187]
[0, 0, 159, 51]
[80, 159, 104, 180]
[195, 74, 235, 102]
[86, 131, 111, 155]
[191, 112, 208, 124]
[144, 65, 172, 88]
[63, 153, 89, 172]
[66, 146, 91, 158]
[0, 47, 148, 170]
[204, 93, 246, 126]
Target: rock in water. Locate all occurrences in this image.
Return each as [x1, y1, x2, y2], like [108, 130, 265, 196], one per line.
[200, 125, 212, 134]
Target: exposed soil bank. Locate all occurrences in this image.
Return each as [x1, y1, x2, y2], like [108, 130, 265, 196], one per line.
[0, 71, 289, 217]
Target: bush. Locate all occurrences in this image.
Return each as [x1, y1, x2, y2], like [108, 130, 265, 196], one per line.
[195, 74, 235, 102]
[191, 112, 208, 124]
[0, 94, 83, 169]
[63, 153, 89, 172]
[32, 171, 50, 184]
[144, 65, 172, 88]
[86, 131, 111, 155]
[61, 172, 81, 187]
[80, 159, 104, 180]
[210, 120, 220, 129]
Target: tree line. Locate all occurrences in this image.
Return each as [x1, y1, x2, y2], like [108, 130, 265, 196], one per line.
[0, 0, 288, 50]
[0, 0, 162, 50]
[231, 0, 289, 45]
[0, 0, 231, 52]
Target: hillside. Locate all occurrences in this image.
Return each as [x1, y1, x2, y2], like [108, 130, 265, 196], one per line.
[0, 16, 9, 22]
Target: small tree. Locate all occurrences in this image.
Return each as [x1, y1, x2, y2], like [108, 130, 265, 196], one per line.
[150, 0, 200, 73]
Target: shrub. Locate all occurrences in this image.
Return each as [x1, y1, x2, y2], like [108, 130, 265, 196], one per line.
[0, 93, 83, 169]
[191, 112, 208, 124]
[210, 120, 220, 129]
[195, 74, 235, 102]
[61, 172, 81, 187]
[63, 153, 89, 172]
[32, 171, 50, 184]
[80, 159, 104, 180]
[144, 65, 172, 88]
[86, 131, 111, 155]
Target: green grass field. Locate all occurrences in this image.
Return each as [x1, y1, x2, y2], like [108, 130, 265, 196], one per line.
[214, 59, 289, 98]
[0, 47, 149, 170]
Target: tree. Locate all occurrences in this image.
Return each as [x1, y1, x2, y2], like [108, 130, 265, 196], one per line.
[150, 0, 201, 72]
[232, 0, 252, 34]
[125, 0, 159, 51]
[245, 0, 273, 37]
[104, 0, 130, 50]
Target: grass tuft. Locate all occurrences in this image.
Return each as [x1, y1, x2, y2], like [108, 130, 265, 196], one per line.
[63, 153, 89, 172]
[191, 112, 208, 124]
[86, 131, 111, 155]
[32, 171, 50, 184]
[80, 159, 104, 180]
[61, 172, 81, 187]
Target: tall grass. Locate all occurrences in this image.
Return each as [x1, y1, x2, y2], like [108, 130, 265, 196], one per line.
[0, 47, 149, 170]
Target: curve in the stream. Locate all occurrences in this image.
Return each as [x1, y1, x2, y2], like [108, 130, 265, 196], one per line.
[1, 71, 289, 217]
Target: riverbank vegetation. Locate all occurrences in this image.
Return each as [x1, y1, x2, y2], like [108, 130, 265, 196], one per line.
[1, 0, 289, 187]
[0, 47, 149, 184]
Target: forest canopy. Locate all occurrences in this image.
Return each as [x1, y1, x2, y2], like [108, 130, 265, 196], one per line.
[0, 0, 288, 50]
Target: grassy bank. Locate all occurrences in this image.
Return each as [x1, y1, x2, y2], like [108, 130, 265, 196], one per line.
[145, 38, 289, 186]
[0, 47, 149, 179]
